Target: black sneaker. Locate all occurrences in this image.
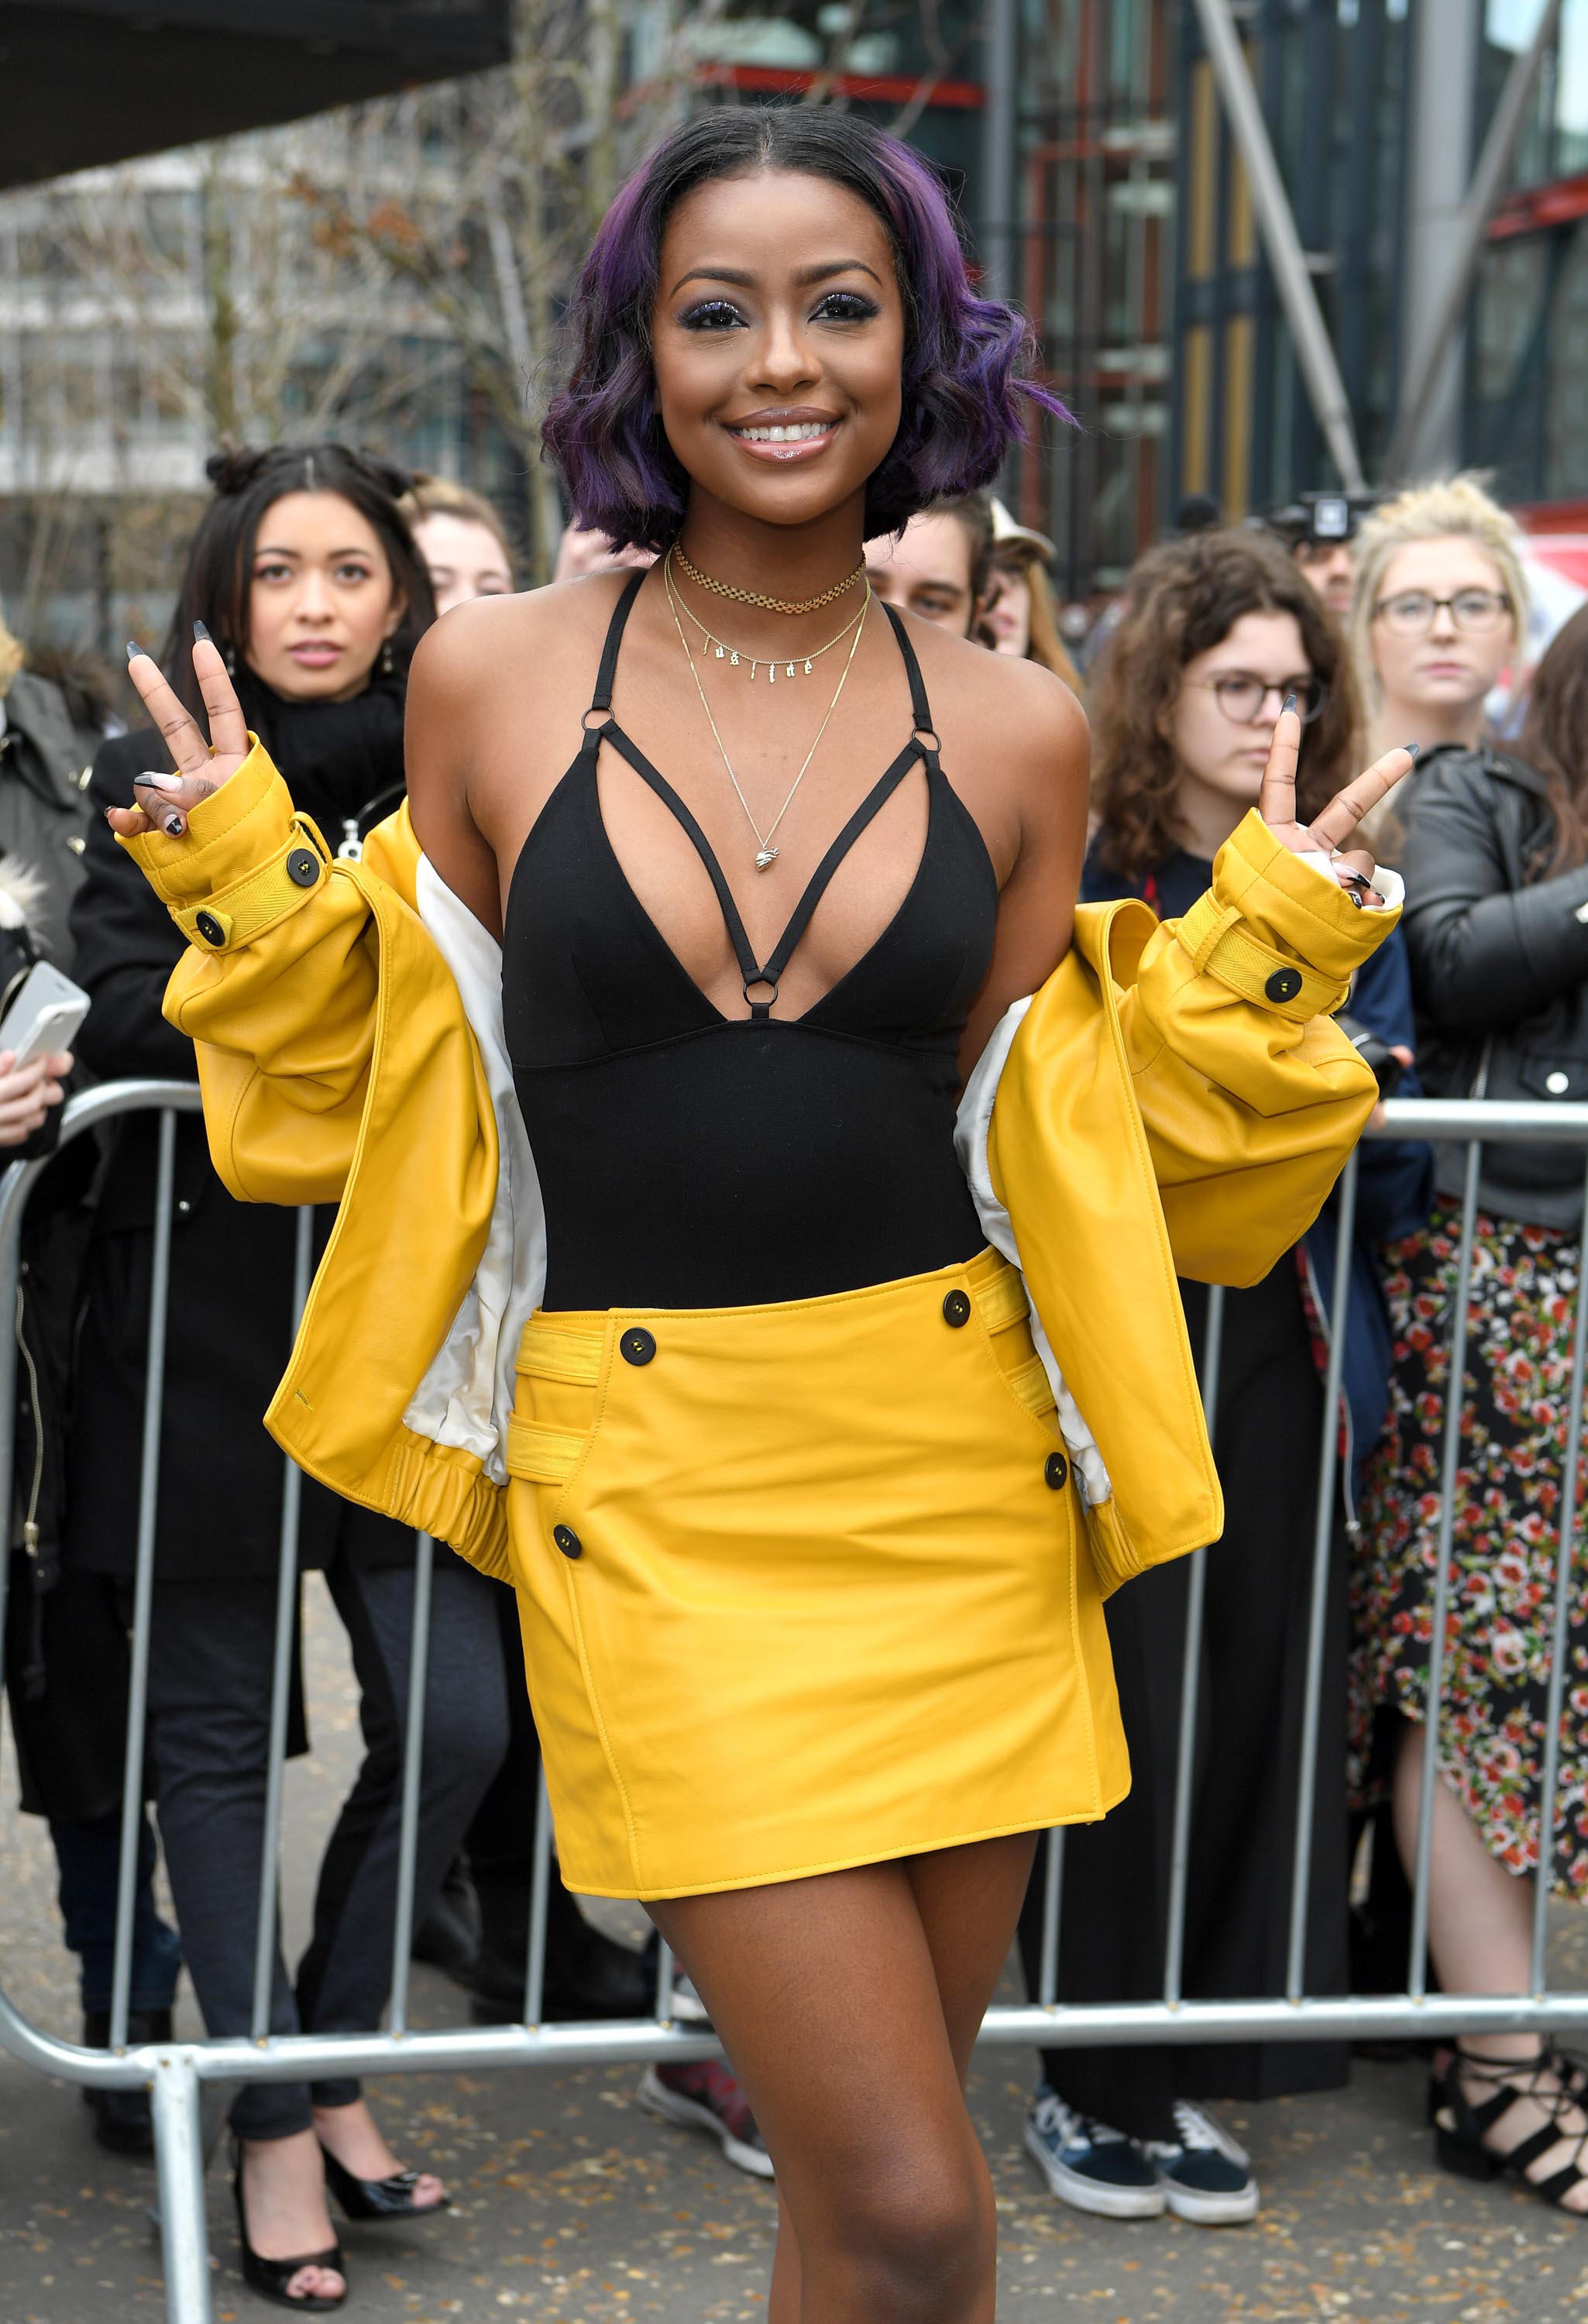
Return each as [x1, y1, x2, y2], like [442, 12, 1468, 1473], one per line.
[1144, 2100, 1260, 2223]
[1023, 2083, 1164, 2219]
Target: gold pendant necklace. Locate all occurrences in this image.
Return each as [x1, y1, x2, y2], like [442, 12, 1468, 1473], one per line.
[662, 555, 871, 871]
[673, 541, 866, 616]
[663, 548, 865, 682]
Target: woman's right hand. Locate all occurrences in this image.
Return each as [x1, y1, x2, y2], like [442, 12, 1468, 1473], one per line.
[0, 1050, 71, 1146]
[106, 633, 253, 841]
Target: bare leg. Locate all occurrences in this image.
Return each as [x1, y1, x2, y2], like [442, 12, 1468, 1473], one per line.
[312, 2095, 445, 2208]
[651, 1831, 1036, 2324]
[1393, 1718, 1588, 2208]
[238, 2130, 345, 2304]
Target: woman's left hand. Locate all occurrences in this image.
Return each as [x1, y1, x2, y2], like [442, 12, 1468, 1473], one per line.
[1258, 698, 1414, 906]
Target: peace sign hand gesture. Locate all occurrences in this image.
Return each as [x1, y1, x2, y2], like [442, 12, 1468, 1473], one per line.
[105, 631, 253, 841]
[1257, 697, 1415, 905]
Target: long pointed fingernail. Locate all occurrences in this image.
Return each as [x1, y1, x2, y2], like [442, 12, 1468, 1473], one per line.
[194, 620, 211, 644]
[1404, 741, 1421, 757]
[1283, 693, 1296, 715]
[125, 641, 141, 662]
[133, 771, 183, 792]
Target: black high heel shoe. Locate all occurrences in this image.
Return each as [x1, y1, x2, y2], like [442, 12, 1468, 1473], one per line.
[1432, 2044, 1588, 2210]
[319, 2142, 451, 2225]
[232, 2143, 347, 2312]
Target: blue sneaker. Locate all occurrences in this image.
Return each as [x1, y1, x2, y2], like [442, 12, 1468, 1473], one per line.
[1023, 2083, 1164, 2219]
[1143, 2100, 1260, 2224]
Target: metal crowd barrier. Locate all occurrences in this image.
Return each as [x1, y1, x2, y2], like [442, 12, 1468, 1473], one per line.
[2, 1083, 1587, 2322]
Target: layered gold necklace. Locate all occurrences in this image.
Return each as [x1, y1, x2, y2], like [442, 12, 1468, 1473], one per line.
[662, 551, 871, 872]
[663, 547, 867, 684]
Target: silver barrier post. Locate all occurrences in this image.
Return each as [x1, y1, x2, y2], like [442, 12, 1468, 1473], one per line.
[522, 1768, 553, 2027]
[1038, 1828, 1065, 2007]
[1529, 1152, 1588, 1994]
[0, 1160, 28, 1659]
[1408, 1136, 1485, 1999]
[152, 2053, 212, 2324]
[387, 1531, 435, 2034]
[1285, 1149, 1359, 1999]
[251, 1205, 315, 2039]
[656, 1938, 677, 2022]
[110, 1108, 177, 2052]
[1163, 1284, 1225, 2008]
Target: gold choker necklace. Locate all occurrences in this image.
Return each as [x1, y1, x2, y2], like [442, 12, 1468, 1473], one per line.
[673, 542, 866, 616]
[662, 549, 867, 683]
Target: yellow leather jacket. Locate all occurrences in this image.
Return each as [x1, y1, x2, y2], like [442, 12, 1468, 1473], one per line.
[122, 744, 1400, 1599]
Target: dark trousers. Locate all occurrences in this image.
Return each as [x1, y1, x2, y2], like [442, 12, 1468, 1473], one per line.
[139, 1552, 509, 2140]
[50, 1807, 182, 2016]
[1016, 1265, 1352, 2141]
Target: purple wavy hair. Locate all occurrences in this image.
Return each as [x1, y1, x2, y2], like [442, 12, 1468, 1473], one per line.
[542, 108, 1071, 552]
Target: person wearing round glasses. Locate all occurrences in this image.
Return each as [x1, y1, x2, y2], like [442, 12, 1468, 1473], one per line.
[1009, 525, 1428, 2229]
[1349, 476, 1527, 770]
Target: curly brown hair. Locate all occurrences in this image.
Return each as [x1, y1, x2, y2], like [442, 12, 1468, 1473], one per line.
[1091, 528, 1363, 877]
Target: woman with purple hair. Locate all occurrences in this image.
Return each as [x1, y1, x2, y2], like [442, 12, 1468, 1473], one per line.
[113, 108, 1410, 2319]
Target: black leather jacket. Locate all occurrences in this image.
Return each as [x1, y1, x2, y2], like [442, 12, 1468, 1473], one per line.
[1401, 741, 1588, 1229]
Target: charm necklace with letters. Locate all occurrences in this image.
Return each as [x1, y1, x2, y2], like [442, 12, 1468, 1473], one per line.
[663, 547, 866, 683]
[662, 555, 871, 872]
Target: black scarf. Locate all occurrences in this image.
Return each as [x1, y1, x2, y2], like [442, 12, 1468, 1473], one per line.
[232, 669, 407, 848]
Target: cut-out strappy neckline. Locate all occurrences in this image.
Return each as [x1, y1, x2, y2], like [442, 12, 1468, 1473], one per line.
[558, 567, 964, 1026]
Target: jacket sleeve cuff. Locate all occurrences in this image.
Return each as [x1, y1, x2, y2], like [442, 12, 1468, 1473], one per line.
[1172, 807, 1403, 1021]
[115, 739, 333, 953]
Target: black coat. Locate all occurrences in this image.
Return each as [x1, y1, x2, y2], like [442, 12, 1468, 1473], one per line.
[1400, 741, 1588, 1229]
[63, 701, 414, 1583]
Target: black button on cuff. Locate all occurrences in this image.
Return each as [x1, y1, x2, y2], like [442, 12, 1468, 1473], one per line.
[942, 1289, 971, 1328]
[552, 1524, 582, 1559]
[620, 1326, 657, 1367]
[194, 910, 225, 948]
[1044, 1452, 1069, 1491]
[1264, 966, 1303, 1005]
[286, 846, 320, 887]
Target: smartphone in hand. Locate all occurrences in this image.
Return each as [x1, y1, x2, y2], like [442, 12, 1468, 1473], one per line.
[0, 960, 88, 1068]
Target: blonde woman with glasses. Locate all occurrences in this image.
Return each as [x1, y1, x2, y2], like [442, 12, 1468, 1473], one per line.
[1349, 475, 1527, 768]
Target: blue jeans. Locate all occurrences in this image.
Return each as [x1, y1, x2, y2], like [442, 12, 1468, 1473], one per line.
[50, 1807, 182, 2016]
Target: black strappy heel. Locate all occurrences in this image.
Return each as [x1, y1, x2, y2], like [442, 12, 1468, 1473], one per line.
[231, 2142, 347, 2312]
[1433, 2044, 1588, 2209]
[320, 2143, 450, 2224]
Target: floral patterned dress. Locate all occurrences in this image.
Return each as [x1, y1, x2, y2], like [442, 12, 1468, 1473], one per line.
[1352, 1197, 1588, 1896]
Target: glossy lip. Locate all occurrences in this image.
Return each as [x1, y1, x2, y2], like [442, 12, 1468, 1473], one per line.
[287, 641, 344, 665]
[722, 404, 844, 465]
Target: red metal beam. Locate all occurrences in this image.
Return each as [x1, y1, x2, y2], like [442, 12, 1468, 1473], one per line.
[1487, 169, 1588, 240]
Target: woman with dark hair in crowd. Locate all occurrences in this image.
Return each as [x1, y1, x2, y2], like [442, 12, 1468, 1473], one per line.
[111, 113, 1408, 2319]
[1014, 529, 1428, 2227]
[68, 443, 509, 2310]
[1356, 601, 1588, 2216]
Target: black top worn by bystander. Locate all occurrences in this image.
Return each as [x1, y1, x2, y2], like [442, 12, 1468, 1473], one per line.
[64, 677, 417, 1582]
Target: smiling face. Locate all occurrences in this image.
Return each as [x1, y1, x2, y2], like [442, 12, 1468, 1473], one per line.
[1370, 536, 1516, 725]
[244, 490, 405, 701]
[649, 167, 906, 537]
[1166, 608, 1315, 852]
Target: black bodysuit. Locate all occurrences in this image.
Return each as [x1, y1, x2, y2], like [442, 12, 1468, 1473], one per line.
[504, 571, 999, 1311]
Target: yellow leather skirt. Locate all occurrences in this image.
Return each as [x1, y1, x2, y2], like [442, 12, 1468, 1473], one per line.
[503, 1246, 1129, 1900]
